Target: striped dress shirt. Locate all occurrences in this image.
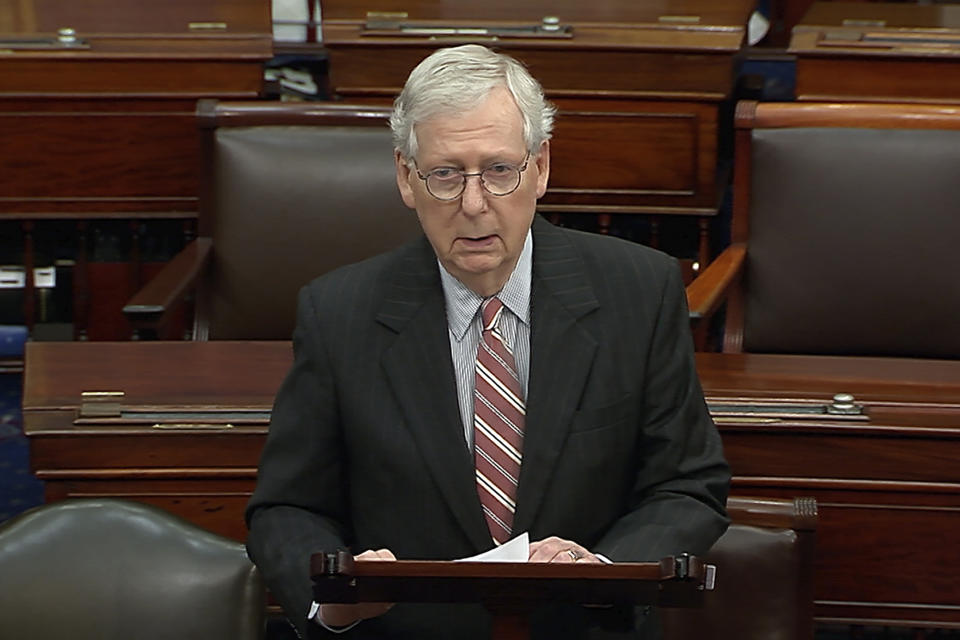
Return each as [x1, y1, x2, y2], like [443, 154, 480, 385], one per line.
[439, 231, 532, 448]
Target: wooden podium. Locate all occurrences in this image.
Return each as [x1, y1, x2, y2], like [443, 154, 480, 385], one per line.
[311, 552, 707, 640]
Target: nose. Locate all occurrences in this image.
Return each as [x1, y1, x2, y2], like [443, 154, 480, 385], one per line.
[460, 174, 487, 215]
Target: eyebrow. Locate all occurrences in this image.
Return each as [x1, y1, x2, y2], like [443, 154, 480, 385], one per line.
[422, 153, 525, 170]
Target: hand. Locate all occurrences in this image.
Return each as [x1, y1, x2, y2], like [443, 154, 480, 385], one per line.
[318, 548, 396, 627]
[528, 536, 602, 564]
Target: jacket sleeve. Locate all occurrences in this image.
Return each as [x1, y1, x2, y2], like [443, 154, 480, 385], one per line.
[593, 258, 731, 562]
[245, 285, 351, 638]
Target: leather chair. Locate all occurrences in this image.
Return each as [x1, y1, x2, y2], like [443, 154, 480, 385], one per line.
[0, 498, 265, 640]
[687, 101, 960, 357]
[124, 100, 423, 340]
[662, 496, 818, 640]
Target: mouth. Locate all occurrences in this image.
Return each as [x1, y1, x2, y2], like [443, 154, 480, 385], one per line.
[458, 234, 497, 248]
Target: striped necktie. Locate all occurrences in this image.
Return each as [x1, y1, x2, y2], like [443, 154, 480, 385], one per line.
[474, 296, 525, 545]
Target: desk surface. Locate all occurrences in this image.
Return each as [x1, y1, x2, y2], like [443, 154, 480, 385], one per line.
[23, 341, 960, 412]
[23, 341, 291, 411]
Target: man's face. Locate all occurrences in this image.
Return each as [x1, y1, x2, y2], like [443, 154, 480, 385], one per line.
[395, 85, 550, 297]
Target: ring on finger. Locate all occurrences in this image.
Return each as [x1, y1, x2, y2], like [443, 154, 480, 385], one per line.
[566, 549, 581, 561]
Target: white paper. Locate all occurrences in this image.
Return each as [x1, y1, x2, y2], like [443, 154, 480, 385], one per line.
[455, 532, 529, 563]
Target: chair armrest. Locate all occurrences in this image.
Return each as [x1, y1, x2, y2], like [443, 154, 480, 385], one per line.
[123, 238, 213, 333]
[726, 496, 818, 533]
[685, 243, 746, 321]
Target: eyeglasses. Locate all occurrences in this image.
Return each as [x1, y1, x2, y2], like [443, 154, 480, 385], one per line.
[414, 153, 531, 201]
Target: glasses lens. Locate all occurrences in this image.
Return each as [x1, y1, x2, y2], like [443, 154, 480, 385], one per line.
[426, 172, 464, 199]
[481, 165, 521, 196]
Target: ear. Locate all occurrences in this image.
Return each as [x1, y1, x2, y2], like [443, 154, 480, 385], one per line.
[534, 140, 550, 199]
[395, 150, 417, 209]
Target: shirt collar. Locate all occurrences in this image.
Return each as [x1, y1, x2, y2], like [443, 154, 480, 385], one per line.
[440, 230, 532, 341]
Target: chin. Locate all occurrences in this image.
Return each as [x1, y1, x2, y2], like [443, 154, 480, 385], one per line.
[455, 257, 503, 276]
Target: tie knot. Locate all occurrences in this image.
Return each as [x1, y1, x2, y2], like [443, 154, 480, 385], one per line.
[481, 297, 504, 331]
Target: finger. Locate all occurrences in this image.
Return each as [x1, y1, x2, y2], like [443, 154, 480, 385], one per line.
[555, 548, 577, 563]
[355, 548, 397, 561]
[529, 536, 591, 563]
[528, 536, 566, 562]
[571, 550, 604, 564]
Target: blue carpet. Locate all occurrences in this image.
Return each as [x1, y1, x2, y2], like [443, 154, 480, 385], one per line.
[0, 373, 44, 524]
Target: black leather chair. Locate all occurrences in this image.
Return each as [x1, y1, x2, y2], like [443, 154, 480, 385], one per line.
[687, 101, 960, 357]
[662, 496, 818, 640]
[124, 100, 423, 340]
[0, 498, 265, 640]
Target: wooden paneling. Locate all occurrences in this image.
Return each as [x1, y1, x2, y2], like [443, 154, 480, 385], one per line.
[28, 429, 266, 470]
[1, 108, 198, 200]
[545, 100, 717, 212]
[722, 428, 960, 481]
[43, 477, 257, 542]
[732, 485, 960, 626]
[794, 57, 960, 103]
[1, 0, 270, 34]
[0, 59, 266, 96]
[324, 46, 738, 100]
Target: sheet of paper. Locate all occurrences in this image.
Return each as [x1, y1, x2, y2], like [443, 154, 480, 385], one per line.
[455, 532, 529, 563]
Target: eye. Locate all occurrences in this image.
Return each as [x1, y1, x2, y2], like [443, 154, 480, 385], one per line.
[485, 163, 514, 176]
[430, 167, 460, 180]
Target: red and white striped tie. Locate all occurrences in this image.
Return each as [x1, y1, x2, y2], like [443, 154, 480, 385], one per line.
[474, 297, 525, 545]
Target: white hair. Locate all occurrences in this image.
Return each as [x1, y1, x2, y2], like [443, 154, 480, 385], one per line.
[390, 44, 556, 160]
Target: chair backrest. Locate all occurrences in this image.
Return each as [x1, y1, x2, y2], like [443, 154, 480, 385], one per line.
[662, 496, 817, 640]
[195, 100, 423, 340]
[726, 101, 960, 357]
[0, 498, 265, 640]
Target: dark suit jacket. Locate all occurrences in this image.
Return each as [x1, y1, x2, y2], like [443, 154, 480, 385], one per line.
[246, 216, 730, 639]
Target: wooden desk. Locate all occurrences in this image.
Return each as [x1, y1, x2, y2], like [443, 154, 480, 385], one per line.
[790, 1, 960, 103]
[698, 352, 960, 629]
[22, 343, 960, 628]
[22, 341, 287, 540]
[320, 0, 756, 255]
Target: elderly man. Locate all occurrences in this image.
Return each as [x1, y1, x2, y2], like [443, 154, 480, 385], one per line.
[246, 44, 730, 639]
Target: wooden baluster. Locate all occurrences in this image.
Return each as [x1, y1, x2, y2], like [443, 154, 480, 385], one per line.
[130, 220, 143, 291]
[309, 0, 319, 43]
[183, 219, 197, 340]
[697, 216, 710, 271]
[128, 220, 143, 341]
[21, 220, 34, 334]
[648, 216, 660, 250]
[596, 212, 611, 235]
[74, 220, 89, 340]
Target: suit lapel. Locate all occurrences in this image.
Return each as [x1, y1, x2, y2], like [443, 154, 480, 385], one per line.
[376, 219, 600, 548]
[513, 217, 599, 534]
[378, 239, 491, 552]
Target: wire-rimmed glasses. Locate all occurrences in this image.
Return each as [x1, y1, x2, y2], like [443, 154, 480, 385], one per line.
[414, 153, 531, 201]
